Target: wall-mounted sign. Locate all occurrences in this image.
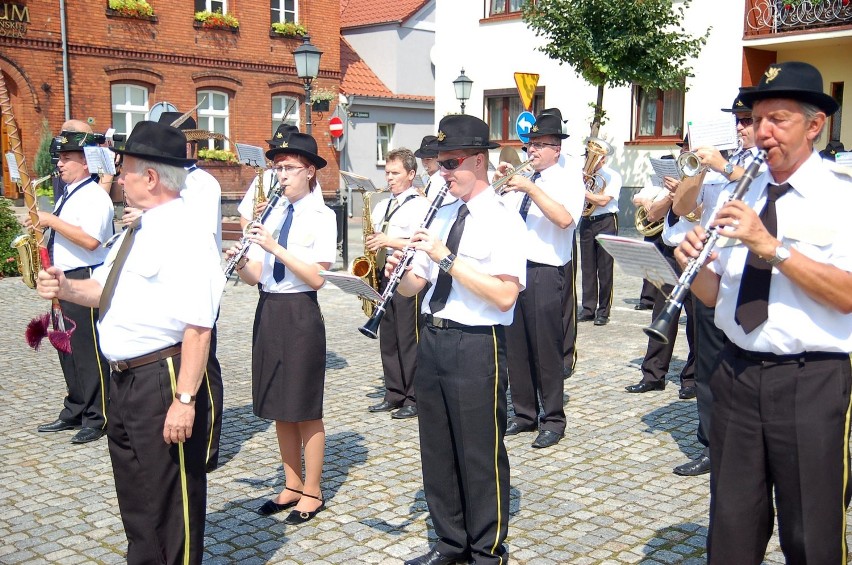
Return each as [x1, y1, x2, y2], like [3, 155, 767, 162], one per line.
[349, 111, 370, 119]
[0, 3, 29, 38]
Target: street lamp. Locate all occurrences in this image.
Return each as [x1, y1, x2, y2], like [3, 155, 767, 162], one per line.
[293, 35, 323, 134]
[453, 68, 473, 114]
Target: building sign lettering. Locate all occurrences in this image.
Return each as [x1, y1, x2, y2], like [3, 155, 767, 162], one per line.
[0, 3, 29, 38]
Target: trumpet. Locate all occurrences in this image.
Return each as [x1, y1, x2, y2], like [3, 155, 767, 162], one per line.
[359, 183, 450, 339]
[224, 182, 286, 278]
[493, 158, 535, 195]
[677, 151, 706, 178]
[643, 150, 766, 344]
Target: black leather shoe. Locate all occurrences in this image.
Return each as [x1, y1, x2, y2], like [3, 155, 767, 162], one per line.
[578, 313, 595, 322]
[625, 381, 665, 393]
[38, 419, 80, 433]
[368, 400, 402, 413]
[634, 303, 653, 311]
[257, 487, 303, 516]
[392, 405, 418, 419]
[673, 455, 711, 476]
[403, 546, 465, 565]
[283, 492, 325, 525]
[505, 421, 536, 436]
[678, 386, 697, 400]
[71, 427, 105, 444]
[532, 430, 563, 449]
[593, 316, 609, 326]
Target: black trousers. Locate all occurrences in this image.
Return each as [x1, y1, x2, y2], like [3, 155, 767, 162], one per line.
[203, 323, 223, 471]
[579, 213, 617, 319]
[57, 267, 109, 429]
[562, 232, 578, 371]
[641, 245, 695, 387]
[108, 352, 208, 565]
[638, 234, 661, 308]
[379, 284, 424, 407]
[415, 323, 510, 565]
[707, 344, 852, 565]
[693, 301, 724, 456]
[507, 262, 566, 434]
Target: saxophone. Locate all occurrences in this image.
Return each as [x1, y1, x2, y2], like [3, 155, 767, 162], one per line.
[11, 174, 53, 289]
[349, 188, 387, 317]
[252, 165, 267, 224]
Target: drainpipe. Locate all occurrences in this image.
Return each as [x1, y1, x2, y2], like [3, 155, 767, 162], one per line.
[59, 0, 70, 121]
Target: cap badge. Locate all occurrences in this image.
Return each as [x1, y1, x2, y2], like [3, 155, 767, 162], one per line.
[275, 132, 283, 139]
[437, 131, 446, 141]
[531, 125, 539, 132]
[764, 66, 780, 84]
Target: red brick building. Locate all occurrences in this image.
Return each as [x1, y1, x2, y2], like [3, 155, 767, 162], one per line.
[0, 0, 342, 200]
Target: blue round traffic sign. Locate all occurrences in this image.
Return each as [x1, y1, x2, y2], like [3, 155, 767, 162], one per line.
[516, 111, 535, 143]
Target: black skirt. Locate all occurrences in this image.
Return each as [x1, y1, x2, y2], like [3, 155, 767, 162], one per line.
[252, 291, 326, 422]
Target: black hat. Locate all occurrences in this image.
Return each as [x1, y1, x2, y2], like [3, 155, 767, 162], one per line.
[820, 140, 846, 161]
[157, 111, 197, 131]
[54, 130, 99, 152]
[676, 134, 688, 148]
[739, 61, 839, 116]
[721, 87, 754, 113]
[267, 124, 300, 148]
[414, 135, 438, 158]
[435, 115, 500, 151]
[114, 121, 197, 167]
[265, 132, 327, 169]
[527, 108, 569, 139]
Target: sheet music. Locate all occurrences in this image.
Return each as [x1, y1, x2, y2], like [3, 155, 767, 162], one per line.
[235, 143, 266, 168]
[4, 152, 20, 182]
[319, 271, 384, 302]
[649, 157, 679, 181]
[340, 170, 378, 192]
[686, 114, 738, 151]
[834, 152, 852, 167]
[83, 146, 117, 175]
[595, 234, 679, 289]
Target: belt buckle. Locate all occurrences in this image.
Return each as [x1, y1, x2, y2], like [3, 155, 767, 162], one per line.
[432, 316, 448, 329]
[109, 360, 126, 372]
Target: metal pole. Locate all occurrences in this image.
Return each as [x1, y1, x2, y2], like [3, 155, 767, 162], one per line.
[305, 80, 312, 135]
[59, 0, 70, 121]
[460, 100, 466, 114]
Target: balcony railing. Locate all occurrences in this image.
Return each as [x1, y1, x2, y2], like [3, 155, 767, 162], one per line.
[745, 0, 852, 37]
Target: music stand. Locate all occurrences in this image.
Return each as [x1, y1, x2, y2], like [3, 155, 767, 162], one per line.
[235, 143, 267, 168]
[340, 170, 378, 193]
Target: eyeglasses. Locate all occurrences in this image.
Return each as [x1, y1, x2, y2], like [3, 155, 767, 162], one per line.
[525, 141, 561, 151]
[273, 165, 305, 174]
[736, 116, 754, 127]
[437, 156, 471, 170]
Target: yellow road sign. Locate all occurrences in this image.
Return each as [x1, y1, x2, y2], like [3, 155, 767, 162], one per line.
[514, 72, 540, 112]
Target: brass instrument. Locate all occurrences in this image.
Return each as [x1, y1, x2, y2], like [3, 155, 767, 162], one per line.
[634, 204, 664, 237]
[350, 186, 388, 317]
[582, 137, 614, 217]
[12, 174, 52, 288]
[493, 158, 535, 195]
[677, 151, 706, 178]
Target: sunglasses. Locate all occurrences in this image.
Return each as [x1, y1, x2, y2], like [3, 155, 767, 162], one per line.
[438, 155, 471, 170]
[736, 116, 754, 126]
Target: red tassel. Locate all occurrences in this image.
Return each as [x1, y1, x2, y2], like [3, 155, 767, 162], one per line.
[25, 313, 50, 350]
[48, 330, 73, 354]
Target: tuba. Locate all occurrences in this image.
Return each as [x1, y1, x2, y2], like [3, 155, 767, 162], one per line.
[11, 174, 53, 289]
[350, 187, 387, 317]
[634, 205, 664, 237]
[582, 137, 613, 217]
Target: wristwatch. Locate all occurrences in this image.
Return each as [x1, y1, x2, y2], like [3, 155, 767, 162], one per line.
[438, 253, 456, 273]
[765, 245, 791, 267]
[175, 392, 196, 405]
[723, 162, 735, 176]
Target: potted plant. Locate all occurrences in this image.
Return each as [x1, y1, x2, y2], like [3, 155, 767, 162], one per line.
[271, 22, 308, 38]
[107, 0, 156, 19]
[311, 88, 336, 112]
[194, 9, 239, 31]
[198, 148, 238, 164]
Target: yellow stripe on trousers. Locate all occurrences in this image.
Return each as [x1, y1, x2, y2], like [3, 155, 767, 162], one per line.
[489, 327, 504, 564]
[841, 354, 852, 565]
[204, 369, 214, 466]
[88, 304, 108, 429]
[167, 357, 192, 565]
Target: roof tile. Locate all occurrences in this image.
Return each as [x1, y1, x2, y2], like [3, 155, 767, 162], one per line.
[340, 0, 428, 29]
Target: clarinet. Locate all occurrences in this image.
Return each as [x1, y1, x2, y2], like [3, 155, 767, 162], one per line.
[223, 184, 285, 279]
[643, 150, 767, 344]
[359, 183, 450, 339]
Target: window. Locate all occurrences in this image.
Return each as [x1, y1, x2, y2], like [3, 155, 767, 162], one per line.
[830, 82, 844, 142]
[633, 83, 684, 140]
[197, 90, 230, 150]
[489, 0, 525, 17]
[196, 0, 226, 13]
[272, 95, 300, 134]
[377, 124, 394, 164]
[485, 90, 544, 143]
[111, 84, 149, 136]
[271, 0, 297, 23]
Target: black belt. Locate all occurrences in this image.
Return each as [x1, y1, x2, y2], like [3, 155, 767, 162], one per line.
[583, 212, 616, 222]
[64, 264, 101, 275]
[422, 314, 493, 330]
[109, 343, 182, 373]
[730, 343, 848, 365]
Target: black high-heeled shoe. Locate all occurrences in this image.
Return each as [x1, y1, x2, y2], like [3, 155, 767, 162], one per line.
[257, 486, 303, 516]
[283, 491, 325, 524]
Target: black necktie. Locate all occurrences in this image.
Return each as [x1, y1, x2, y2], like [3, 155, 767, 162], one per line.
[429, 204, 469, 315]
[98, 217, 141, 322]
[734, 183, 791, 333]
[272, 204, 294, 283]
[519, 172, 541, 221]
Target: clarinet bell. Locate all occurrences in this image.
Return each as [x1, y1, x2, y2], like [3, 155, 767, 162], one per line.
[643, 311, 673, 345]
[359, 313, 381, 339]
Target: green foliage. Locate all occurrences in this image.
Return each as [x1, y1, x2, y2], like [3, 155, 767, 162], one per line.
[33, 120, 54, 179]
[311, 88, 337, 103]
[198, 148, 238, 163]
[271, 22, 308, 38]
[109, 0, 154, 17]
[194, 9, 239, 29]
[0, 198, 24, 278]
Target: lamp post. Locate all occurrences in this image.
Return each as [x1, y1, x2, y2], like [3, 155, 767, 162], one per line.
[453, 68, 473, 114]
[293, 35, 323, 134]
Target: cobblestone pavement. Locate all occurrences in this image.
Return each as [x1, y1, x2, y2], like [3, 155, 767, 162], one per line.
[0, 225, 821, 564]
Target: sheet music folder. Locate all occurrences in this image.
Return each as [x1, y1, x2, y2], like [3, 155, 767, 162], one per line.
[319, 270, 383, 302]
[595, 234, 679, 290]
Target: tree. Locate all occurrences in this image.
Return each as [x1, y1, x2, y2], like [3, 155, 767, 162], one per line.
[523, 0, 709, 138]
[33, 120, 54, 179]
